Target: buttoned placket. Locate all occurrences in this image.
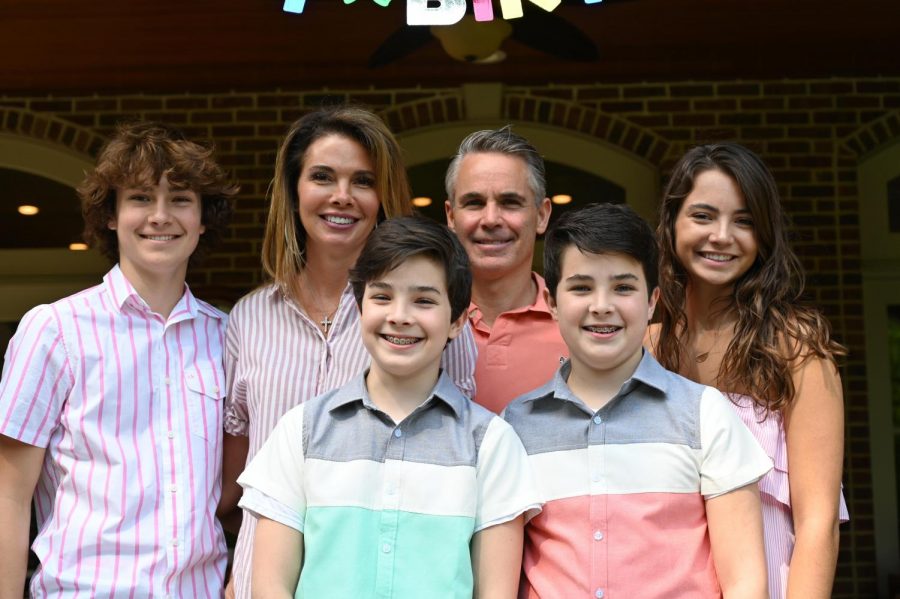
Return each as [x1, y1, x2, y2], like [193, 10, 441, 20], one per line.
[374, 418, 408, 598]
[153, 305, 199, 588]
[587, 406, 609, 599]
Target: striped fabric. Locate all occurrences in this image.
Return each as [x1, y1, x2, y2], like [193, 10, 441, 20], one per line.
[223, 284, 477, 599]
[503, 353, 772, 599]
[237, 371, 541, 598]
[0, 265, 227, 598]
[728, 393, 849, 599]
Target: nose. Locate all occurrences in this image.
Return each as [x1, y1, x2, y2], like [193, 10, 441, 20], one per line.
[589, 291, 614, 315]
[481, 200, 501, 227]
[330, 180, 353, 206]
[388, 299, 413, 326]
[149, 197, 172, 224]
[709, 220, 734, 244]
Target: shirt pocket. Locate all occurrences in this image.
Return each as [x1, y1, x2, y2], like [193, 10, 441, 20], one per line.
[184, 362, 225, 442]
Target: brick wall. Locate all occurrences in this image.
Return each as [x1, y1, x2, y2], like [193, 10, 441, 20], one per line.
[4, 76, 900, 597]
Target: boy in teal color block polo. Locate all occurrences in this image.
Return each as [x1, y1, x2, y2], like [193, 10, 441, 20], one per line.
[237, 216, 541, 598]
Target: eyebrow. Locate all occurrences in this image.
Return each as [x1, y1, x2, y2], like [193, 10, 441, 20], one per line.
[686, 202, 751, 214]
[564, 273, 640, 283]
[309, 164, 374, 176]
[368, 281, 441, 294]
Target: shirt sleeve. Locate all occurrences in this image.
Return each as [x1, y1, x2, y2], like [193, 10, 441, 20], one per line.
[699, 386, 773, 498]
[0, 304, 73, 447]
[237, 404, 307, 532]
[223, 303, 249, 436]
[441, 320, 477, 399]
[474, 417, 542, 531]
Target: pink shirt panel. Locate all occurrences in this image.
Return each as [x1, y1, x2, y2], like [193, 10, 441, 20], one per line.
[468, 273, 567, 413]
[0, 265, 227, 598]
[521, 493, 719, 599]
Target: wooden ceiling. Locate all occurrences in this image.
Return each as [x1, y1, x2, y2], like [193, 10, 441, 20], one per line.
[1, 0, 898, 94]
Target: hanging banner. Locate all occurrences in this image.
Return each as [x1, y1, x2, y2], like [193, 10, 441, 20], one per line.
[284, 0, 592, 23]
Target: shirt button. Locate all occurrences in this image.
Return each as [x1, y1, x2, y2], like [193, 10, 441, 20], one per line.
[594, 531, 604, 541]
[164, 377, 171, 385]
[167, 431, 175, 439]
[393, 429, 402, 438]
[171, 539, 179, 547]
[595, 589, 604, 598]
[592, 415, 602, 425]
[169, 484, 177, 493]
[381, 543, 392, 553]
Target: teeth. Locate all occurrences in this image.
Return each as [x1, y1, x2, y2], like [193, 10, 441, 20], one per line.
[476, 239, 509, 245]
[383, 335, 419, 345]
[324, 215, 355, 225]
[145, 235, 176, 241]
[586, 325, 618, 334]
[702, 253, 733, 262]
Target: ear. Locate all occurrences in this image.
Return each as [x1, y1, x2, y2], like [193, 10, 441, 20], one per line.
[107, 218, 117, 231]
[543, 286, 559, 321]
[647, 286, 661, 321]
[447, 311, 466, 341]
[535, 196, 552, 235]
[444, 199, 455, 230]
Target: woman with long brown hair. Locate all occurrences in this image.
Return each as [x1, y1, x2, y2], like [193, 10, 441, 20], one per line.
[217, 107, 476, 599]
[648, 142, 848, 599]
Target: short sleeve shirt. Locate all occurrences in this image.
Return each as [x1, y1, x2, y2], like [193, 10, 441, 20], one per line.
[503, 352, 772, 599]
[468, 273, 568, 413]
[238, 370, 541, 599]
[0, 265, 227, 598]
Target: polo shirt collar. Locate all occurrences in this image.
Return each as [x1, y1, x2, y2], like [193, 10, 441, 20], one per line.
[519, 349, 670, 406]
[327, 369, 466, 419]
[467, 272, 553, 324]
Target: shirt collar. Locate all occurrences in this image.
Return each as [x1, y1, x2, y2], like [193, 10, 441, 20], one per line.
[519, 349, 670, 406]
[327, 369, 466, 419]
[467, 272, 553, 323]
[103, 264, 222, 321]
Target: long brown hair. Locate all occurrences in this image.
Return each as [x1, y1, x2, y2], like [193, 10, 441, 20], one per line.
[261, 107, 412, 298]
[655, 142, 846, 413]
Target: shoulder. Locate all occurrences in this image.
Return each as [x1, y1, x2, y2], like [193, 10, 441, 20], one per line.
[230, 284, 279, 317]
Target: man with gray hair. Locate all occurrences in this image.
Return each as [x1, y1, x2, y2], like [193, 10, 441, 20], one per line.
[445, 126, 567, 413]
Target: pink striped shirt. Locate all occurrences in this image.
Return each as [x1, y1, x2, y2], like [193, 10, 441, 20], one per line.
[728, 394, 849, 599]
[0, 265, 228, 598]
[224, 283, 477, 599]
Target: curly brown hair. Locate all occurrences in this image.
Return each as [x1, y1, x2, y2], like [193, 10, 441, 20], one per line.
[655, 142, 846, 414]
[78, 121, 239, 264]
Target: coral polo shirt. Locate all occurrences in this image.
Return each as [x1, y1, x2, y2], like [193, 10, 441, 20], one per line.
[468, 273, 568, 413]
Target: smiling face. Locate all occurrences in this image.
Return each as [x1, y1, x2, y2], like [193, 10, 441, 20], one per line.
[674, 169, 759, 294]
[549, 247, 658, 386]
[297, 133, 381, 260]
[360, 255, 464, 386]
[445, 152, 551, 284]
[110, 173, 204, 284]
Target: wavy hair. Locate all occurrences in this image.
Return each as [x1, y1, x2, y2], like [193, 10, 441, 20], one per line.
[78, 121, 238, 264]
[655, 142, 846, 413]
[262, 106, 412, 298]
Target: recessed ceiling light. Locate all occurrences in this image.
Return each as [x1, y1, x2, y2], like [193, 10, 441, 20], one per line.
[551, 194, 572, 205]
[68, 242, 88, 251]
[18, 204, 39, 215]
[412, 197, 432, 207]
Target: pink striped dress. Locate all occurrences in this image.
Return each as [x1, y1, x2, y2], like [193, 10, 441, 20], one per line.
[0, 265, 228, 598]
[728, 393, 849, 599]
[223, 283, 477, 599]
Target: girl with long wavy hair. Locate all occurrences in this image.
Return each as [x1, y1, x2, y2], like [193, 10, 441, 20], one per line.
[647, 142, 848, 599]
